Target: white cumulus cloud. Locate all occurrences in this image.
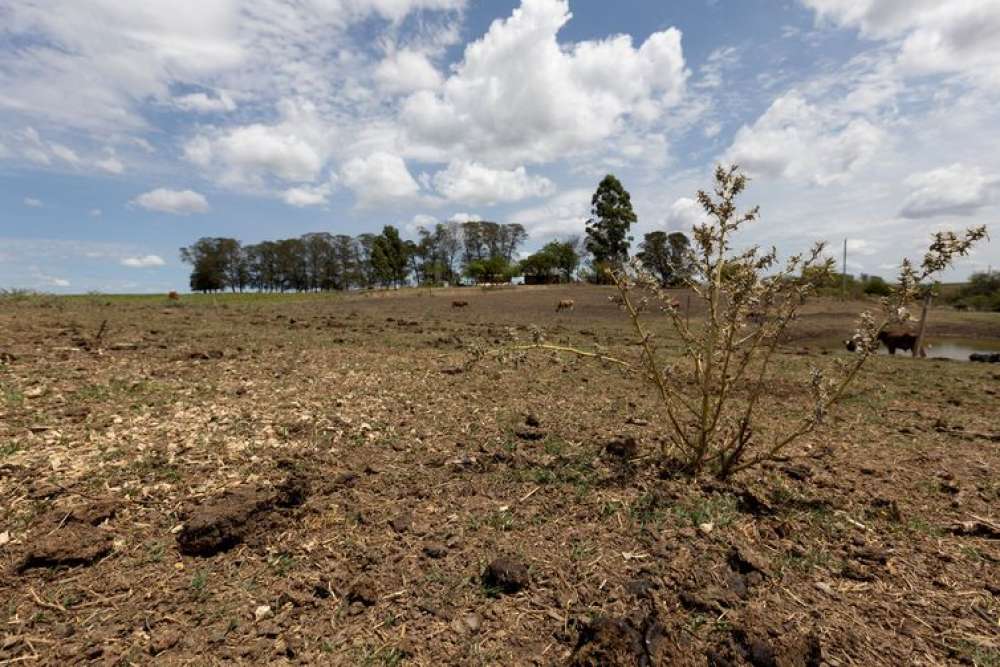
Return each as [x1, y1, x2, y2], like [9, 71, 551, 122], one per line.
[121, 254, 166, 268]
[132, 188, 210, 215]
[184, 99, 332, 187]
[802, 0, 1000, 85]
[664, 197, 702, 231]
[900, 163, 1000, 219]
[340, 152, 421, 206]
[726, 93, 884, 186]
[431, 160, 554, 205]
[401, 0, 688, 165]
[282, 183, 333, 208]
[509, 188, 590, 239]
[174, 91, 237, 113]
[375, 50, 443, 94]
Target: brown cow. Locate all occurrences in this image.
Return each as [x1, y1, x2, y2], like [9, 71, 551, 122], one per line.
[167, 291, 180, 301]
[451, 300, 469, 308]
[556, 299, 575, 312]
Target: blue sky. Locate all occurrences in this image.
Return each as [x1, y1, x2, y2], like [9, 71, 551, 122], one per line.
[1, 0, 998, 293]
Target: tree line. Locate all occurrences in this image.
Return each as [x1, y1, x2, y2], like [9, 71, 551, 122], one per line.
[180, 175, 696, 292]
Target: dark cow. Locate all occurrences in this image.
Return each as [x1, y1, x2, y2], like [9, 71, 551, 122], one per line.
[845, 329, 920, 356]
[451, 300, 469, 309]
[969, 352, 1000, 363]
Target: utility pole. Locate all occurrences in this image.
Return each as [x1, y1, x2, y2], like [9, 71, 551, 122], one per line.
[841, 238, 848, 300]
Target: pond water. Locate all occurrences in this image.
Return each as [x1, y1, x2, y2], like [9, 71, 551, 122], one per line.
[816, 336, 1000, 361]
[924, 338, 1000, 362]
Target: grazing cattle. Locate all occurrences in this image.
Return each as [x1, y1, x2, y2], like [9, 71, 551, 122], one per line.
[451, 300, 469, 309]
[556, 299, 575, 312]
[167, 291, 180, 301]
[845, 330, 920, 356]
[878, 330, 920, 356]
[970, 352, 1000, 363]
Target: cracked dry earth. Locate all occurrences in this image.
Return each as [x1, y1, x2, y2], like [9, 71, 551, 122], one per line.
[0, 287, 998, 665]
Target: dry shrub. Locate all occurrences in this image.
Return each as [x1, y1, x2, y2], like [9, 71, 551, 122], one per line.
[517, 165, 985, 479]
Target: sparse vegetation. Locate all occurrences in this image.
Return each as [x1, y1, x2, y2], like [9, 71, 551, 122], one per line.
[0, 271, 996, 665]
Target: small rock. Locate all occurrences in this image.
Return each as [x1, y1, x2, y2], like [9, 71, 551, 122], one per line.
[482, 557, 529, 594]
[333, 472, 359, 487]
[815, 582, 836, 596]
[254, 605, 273, 622]
[256, 621, 280, 638]
[390, 514, 412, 533]
[149, 628, 181, 655]
[422, 542, 448, 558]
[463, 613, 482, 633]
[347, 580, 377, 606]
[698, 522, 714, 535]
[728, 541, 771, 577]
[24, 386, 47, 399]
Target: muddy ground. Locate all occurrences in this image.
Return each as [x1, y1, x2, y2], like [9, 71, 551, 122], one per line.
[0, 286, 998, 665]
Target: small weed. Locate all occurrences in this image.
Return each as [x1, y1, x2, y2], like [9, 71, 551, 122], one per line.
[672, 494, 738, 528]
[904, 517, 944, 537]
[779, 547, 835, 573]
[1, 386, 24, 406]
[629, 493, 667, 527]
[270, 554, 295, 576]
[543, 437, 568, 456]
[191, 570, 209, 594]
[569, 541, 595, 562]
[145, 542, 166, 563]
[0, 440, 24, 459]
[357, 646, 406, 666]
[483, 509, 514, 532]
[953, 641, 1000, 667]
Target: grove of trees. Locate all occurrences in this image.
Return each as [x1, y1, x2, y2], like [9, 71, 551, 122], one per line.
[179, 221, 538, 293]
[179, 176, 705, 293]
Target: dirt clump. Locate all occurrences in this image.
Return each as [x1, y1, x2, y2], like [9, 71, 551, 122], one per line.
[15, 523, 113, 573]
[605, 434, 639, 458]
[482, 557, 529, 594]
[569, 612, 694, 667]
[729, 621, 823, 667]
[177, 475, 309, 556]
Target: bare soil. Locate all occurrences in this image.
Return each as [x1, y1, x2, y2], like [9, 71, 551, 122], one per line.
[0, 286, 998, 665]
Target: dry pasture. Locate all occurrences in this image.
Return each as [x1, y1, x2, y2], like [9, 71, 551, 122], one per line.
[0, 286, 998, 665]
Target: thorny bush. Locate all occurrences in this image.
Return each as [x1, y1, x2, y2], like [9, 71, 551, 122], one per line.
[512, 165, 986, 479]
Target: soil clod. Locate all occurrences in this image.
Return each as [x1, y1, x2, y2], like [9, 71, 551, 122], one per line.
[16, 523, 113, 573]
[482, 557, 529, 594]
[605, 434, 638, 458]
[177, 477, 308, 556]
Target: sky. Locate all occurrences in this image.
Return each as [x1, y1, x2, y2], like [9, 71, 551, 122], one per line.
[1, 0, 998, 293]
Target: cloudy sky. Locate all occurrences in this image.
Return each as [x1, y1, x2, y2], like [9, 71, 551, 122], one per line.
[1, 0, 997, 293]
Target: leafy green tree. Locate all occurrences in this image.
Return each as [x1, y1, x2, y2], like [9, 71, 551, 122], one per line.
[521, 239, 580, 283]
[862, 275, 892, 297]
[585, 174, 636, 282]
[180, 238, 232, 292]
[371, 225, 410, 287]
[465, 256, 514, 284]
[637, 231, 693, 287]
